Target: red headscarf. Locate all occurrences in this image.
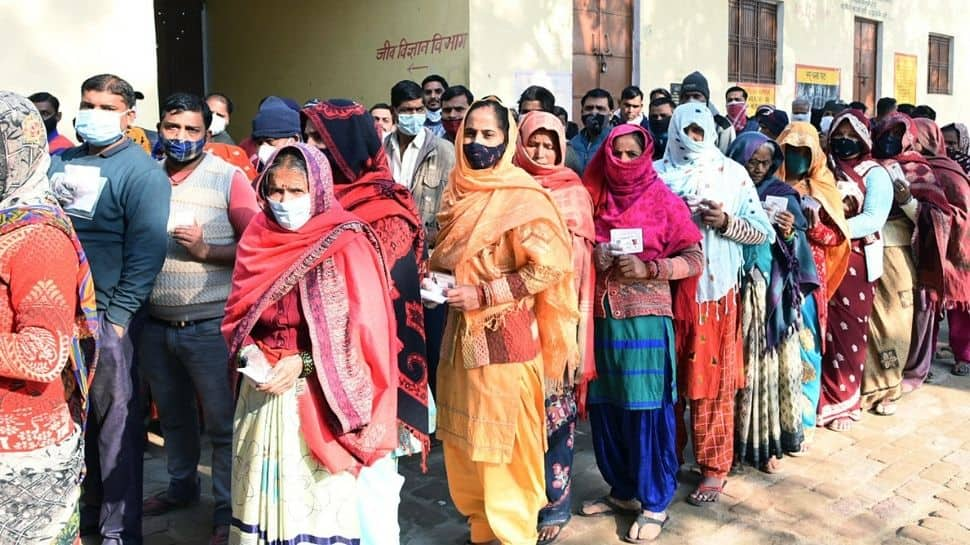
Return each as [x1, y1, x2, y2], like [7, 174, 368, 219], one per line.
[582, 123, 701, 261]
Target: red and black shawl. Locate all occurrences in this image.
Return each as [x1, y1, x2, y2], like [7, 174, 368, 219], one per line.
[302, 99, 431, 463]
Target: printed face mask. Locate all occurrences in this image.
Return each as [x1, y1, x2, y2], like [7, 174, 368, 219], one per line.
[463, 142, 506, 170]
[161, 136, 206, 163]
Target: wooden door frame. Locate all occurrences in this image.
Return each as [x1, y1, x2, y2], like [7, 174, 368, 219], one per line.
[853, 17, 881, 110]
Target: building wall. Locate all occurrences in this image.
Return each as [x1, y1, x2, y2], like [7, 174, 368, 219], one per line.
[206, 0, 470, 141]
[635, 0, 969, 123]
[0, 0, 160, 144]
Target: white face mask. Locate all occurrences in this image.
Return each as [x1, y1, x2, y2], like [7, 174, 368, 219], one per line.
[267, 194, 312, 231]
[792, 112, 811, 122]
[257, 143, 277, 165]
[820, 115, 835, 134]
[75, 108, 124, 146]
[209, 114, 228, 135]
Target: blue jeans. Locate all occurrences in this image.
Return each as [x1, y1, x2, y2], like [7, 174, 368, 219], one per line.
[81, 313, 145, 545]
[138, 316, 233, 526]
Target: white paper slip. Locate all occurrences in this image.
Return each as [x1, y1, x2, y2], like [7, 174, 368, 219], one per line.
[238, 356, 273, 384]
[420, 272, 456, 304]
[61, 164, 106, 219]
[167, 209, 196, 232]
[610, 228, 644, 255]
[420, 289, 448, 305]
[763, 195, 789, 219]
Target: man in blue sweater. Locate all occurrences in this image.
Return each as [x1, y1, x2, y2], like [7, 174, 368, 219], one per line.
[50, 74, 170, 545]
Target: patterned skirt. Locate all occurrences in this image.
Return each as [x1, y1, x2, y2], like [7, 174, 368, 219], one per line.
[863, 246, 914, 408]
[0, 428, 83, 545]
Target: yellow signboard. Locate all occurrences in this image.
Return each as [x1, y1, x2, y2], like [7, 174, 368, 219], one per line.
[736, 83, 777, 117]
[894, 53, 918, 105]
[795, 65, 841, 109]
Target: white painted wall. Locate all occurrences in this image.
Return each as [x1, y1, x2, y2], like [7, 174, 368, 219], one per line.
[0, 0, 159, 143]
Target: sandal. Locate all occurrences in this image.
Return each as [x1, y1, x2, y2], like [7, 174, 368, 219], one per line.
[953, 361, 970, 376]
[536, 521, 567, 545]
[578, 496, 639, 517]
[686, 479, 727, 506]
[874, 401, 897, 416]
[622, 513, 669, 543]
[826, 418, 853, 432]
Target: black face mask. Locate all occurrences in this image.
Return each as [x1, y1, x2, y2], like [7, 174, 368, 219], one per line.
[873, 134, 903, 158]
[43, 115, 58, 136]
[829, 137, 862, 159]
[582, 113, 608, 135]
[649, 117, 670, 159]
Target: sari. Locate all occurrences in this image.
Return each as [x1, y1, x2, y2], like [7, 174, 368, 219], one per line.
[432, 100, 577, 545]
[583, 123, 702, 512]
[515, 111, 595, 528]
[912, 118, 970, 373]
[302, 99, 430, 464]
[222, 143, 398, 545]
[817, 110, 893, 425]
[0, 91, 98, 545]
[867, 114, 949, 401]
[727, 132, 819, 464]
[655, 104, 773, 480]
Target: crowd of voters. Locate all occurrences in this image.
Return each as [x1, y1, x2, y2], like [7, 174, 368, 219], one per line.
[0, 66, 968, 545]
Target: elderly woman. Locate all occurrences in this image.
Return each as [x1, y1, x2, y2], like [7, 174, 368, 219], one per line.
[814, 110, 892, 431]
[431, 98, 578, 545]
[655, 104, 773, 505]
[776, 122, 850, 444]
[0, 91, 98, 544]
[222, 144, 399, 545]
[727, 132, 819, 471]
[941, 122, 970, 174]
[513, 111, 595, 545]
[578, 124, 702, 541]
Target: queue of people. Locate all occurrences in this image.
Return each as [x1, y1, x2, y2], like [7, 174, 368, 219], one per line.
[0, 66, 968, 545]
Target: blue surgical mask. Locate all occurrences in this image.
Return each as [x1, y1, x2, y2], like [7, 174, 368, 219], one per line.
[267, 194, 312, 231]
[75, 108, 124, 146]
[426, 109, 442, 123]
[397, 113, 427, 136]
[161, 136, 206, 163]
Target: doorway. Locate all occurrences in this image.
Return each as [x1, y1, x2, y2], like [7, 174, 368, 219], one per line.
[154, 0, 206, 100]
[853, 18, 879, 112]
[572, 0, 634, 120]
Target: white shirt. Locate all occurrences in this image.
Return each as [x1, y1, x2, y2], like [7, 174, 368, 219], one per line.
[387, 129, 427, 187]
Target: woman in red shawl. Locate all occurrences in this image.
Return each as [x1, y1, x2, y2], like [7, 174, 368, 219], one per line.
[222, 144, 398, 545]
[866, 113, 951, 406]
[514, 111, 595, 544]
[911, 118, 970, 379]
[577, 124, 703, 542]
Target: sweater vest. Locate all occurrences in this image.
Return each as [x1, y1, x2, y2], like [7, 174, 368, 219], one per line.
[149, 153, 237, 320]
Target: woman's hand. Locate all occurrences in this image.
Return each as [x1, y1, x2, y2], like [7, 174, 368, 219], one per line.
[593, 243, 616, 272]
[842, 196, 859, 216]
[699, 200, 728, 230]
[446, 285, 481, 311]
[774, 210, 795, 237]
[257, 354, 303, 396]
[615, 254, 648, 279]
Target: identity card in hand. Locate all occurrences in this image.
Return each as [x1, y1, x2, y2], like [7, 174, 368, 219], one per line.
[610, 228, 644, 255]
[238, 354, 273, 384]
[421, 272, 456, 305]
[61, 164, 106, 219]
[763, 196, 789, 220]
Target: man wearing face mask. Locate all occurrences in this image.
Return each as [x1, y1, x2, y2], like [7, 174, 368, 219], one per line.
[725, 86, 758, 135]
[48, 73, 171, 545]
[647, 96, 675, 160]
[250, 96, 302, 172]
[29, 91, 74, 154]
[441, 85, 475, 143]
[139, 93, 258, 545]
[679, 71, 735, 153]
[422, 74, 449, 138]
[384, 80, 454, 243]
[566, 88, 614, 175]
[791, 97, 812, 124]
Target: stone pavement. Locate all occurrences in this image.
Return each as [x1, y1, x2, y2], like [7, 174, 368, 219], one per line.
[115, 340, 970, 545]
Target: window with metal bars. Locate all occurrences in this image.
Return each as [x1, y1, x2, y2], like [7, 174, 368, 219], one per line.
[728, 0, 778, 84]
[928, 34, 952, 95]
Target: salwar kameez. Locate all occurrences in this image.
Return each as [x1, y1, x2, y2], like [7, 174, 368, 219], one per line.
[863, 245, 915, 407]
[588, 312, 678, 512]
[818, 247, 877, 425]
[538, 389, 578, 527]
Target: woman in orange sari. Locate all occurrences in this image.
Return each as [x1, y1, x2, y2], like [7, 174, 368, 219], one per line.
[514, 111, 595, 544]
[431, 99, 578, 545]
[222, 144, 399, 545]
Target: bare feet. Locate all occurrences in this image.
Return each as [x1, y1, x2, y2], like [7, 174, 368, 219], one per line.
[874, 401, 897, 416]
[826, 417, 853, 432]
[762, 456, 783, 473]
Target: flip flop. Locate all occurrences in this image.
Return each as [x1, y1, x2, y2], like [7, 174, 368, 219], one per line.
[536, 521, 567, 545]
[686, 479, 727, 506]
[622, 513, 669, 543]
[578, 496, 639, 517]
[874, 401, 897, 416]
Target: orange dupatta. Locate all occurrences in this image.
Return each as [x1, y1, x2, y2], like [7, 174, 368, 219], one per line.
[432, 102, 579, 387]
[776, 122, 851, 301]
